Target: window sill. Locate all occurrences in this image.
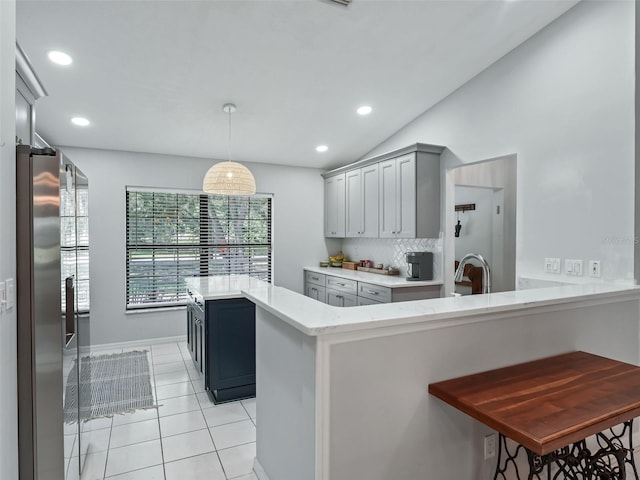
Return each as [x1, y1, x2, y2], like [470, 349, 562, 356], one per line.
[125, 306, 187, 315]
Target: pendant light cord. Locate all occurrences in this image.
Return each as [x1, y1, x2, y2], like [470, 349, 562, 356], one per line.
[227, 107, 232, 164]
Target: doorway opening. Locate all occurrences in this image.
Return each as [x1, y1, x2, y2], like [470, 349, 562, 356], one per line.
[444, 154, 517, 295]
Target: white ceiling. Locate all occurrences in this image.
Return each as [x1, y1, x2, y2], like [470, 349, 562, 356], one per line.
[16, 0, 579, 170]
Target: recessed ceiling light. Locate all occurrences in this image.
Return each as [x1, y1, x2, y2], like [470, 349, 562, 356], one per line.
[48, 50, 73, 66]
[357, 105, 372, 115]
[316, 145, 328, 153]
[71, 117, 90, 127]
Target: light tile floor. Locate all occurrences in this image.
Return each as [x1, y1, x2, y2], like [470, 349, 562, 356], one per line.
[71, 340, 258, 480]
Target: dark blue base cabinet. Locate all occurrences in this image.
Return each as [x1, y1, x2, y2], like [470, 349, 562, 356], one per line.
[204, 298, 256, 404]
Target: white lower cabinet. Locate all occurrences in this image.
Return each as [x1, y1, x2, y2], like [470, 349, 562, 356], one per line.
[305, 283, 326, 303]
[357, 296, 383, 306]
[304, 269, 441, 306]
[327, 289, 358, 307]
[304, 269, 389, 307]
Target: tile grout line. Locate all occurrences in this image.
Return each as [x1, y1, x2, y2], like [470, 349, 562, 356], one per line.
[100, 417, 114, 480]
[153, 344, 169, 480]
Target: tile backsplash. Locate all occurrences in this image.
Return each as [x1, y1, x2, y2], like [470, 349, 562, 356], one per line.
[340, 237, 442, 280]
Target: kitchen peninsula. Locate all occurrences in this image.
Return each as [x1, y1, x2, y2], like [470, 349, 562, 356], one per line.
[185, 275, 640, 480]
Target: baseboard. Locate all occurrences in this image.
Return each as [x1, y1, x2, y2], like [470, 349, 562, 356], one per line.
[91, 335, 187, 353]
[253, 458, 270, 480]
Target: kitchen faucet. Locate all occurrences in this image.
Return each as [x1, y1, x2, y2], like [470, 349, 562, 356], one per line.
[454, 253, 492, 294]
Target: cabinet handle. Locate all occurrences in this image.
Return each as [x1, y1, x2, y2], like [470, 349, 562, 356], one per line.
[366, 290, 379, 295]
[311, 276, 319, 280]
[336, 295, 343, 299]
[336, 282, 346, 287]
[311, 287, 317, 292]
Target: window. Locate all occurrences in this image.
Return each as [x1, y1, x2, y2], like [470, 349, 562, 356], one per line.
[126, 188, 272, 309]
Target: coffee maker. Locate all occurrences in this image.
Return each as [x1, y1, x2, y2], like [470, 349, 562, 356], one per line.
[406, 252, 433, 281]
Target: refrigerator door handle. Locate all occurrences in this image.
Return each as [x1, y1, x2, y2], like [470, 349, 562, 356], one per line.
[65, 275, 75, 346]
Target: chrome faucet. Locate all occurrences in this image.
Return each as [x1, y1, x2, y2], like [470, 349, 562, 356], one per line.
[454, 253, 492, 294]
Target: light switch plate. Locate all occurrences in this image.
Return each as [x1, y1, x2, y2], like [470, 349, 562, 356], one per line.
[544, 258, 561, 274]
[6, 278, 14, 309]
[0, 281, 5, 311]
[565, 259, 583, 276]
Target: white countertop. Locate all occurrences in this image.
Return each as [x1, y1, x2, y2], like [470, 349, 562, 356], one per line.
[304, 266, 442, 288]
[185, 275, 269, 300]
[185, 275, 640, 337]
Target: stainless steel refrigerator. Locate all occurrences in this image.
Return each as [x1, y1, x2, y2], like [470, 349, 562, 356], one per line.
[17, 145, 91, 480]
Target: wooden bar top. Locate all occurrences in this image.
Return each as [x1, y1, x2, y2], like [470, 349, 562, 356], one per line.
[429, 351, 640, 455]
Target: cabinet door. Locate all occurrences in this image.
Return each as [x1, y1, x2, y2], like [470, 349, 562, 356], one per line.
[327, 289, 357, 307]
[396, 154, 416, 238]
[361, 164, 379, 237]
[193, 305, 205, 374]
[207, 299, 256, 391]
[187, 304, 193, 352]
[335, 174, 346, 237]
[305, 283, 326, 303]
[357, 296, 383, 306]
[196, 318, 204, 374]
[345, 169, 362, 237]
[187, 304, 196, 363]
[324, 174, 346, 237]
[379, 159, 397, 238]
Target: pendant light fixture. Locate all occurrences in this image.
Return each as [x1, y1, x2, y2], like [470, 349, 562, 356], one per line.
[203, 103, 256, 196]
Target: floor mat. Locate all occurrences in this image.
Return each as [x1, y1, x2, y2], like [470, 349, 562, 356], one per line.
[64, 350, 157, 423]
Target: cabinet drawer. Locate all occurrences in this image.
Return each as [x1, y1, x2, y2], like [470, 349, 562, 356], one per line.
[357, 296, 383, 306]
[357, 282, 391, 303]
[327, 289, 358, 308]
[326, 276, 357, 295]
[305, 271, 326, 287]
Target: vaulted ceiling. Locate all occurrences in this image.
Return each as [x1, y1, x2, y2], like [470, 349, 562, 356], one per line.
[17, 0, 578, 169]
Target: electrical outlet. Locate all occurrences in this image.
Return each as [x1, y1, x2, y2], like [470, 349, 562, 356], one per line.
[589, 260, 601, 278]
[484, 433, 496, 459]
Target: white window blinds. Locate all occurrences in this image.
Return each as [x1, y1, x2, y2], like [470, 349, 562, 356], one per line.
[126, 188, 272, 309]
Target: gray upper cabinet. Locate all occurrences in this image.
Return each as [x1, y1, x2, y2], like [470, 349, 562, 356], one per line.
[324, 144, 443, 239]
[379, 153, 416, 238]
[345, 163, 379, 238]
[324, 173, 346, 237]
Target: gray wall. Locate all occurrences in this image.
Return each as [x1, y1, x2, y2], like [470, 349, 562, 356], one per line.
[61, 147, 330, 346]
[364, 0, 635, 285]
[0, 1, 18, 478]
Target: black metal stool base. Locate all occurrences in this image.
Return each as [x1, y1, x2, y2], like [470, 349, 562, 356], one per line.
[492, 420, 639, 480]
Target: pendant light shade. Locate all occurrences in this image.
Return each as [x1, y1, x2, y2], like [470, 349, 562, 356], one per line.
[203, 103, 256, 196]
[203, 161, 256, 195]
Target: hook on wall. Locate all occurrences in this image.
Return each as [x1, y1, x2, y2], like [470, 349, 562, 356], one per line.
[454, 204, 475, 238]
[454, 203, 476, 213]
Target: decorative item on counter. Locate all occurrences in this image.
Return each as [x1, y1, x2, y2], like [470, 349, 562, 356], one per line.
[358, 266, 400, 276]
[329, 251, 346, 267]
[319, 261, 329, 267]
[376, 263, 384, 269]
[342, 261, 357, 270]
